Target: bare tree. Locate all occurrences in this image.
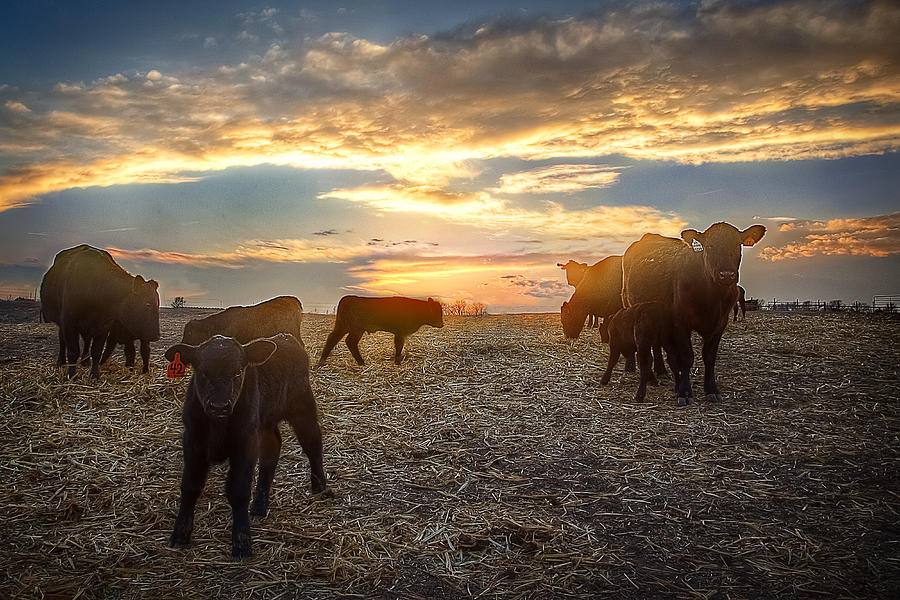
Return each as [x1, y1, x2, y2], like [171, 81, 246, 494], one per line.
[171, 296, 186, 309]
[467, 302, 487, 316]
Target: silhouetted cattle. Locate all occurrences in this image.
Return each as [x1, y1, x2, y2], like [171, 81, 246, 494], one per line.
[181, 296, 303, 345]
[734, 285, 747, 322]
[79, 321, 151, 373]
[600, 302, 678, 403]
[560, 255, 624, 341]
[165, 333, 327, 558]
[622, 222, 766, 405]
[318, 296, 444, 366]
[40, 244, 160, 379]
[558, 260, 600, 329]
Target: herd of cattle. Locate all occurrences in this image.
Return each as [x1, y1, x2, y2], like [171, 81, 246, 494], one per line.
[36, 221, 763, 557]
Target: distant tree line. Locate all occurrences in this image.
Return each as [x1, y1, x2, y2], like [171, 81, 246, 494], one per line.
[442, 299, 487, 316]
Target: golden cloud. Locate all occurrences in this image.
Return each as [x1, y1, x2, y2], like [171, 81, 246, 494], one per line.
[321, 183, 687, 237]
[759, 212, 900, 260]
[1, 1, 899, 209]
[493, 164, 624, 194]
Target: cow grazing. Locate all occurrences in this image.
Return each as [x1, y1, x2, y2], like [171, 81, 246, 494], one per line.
[318, 296, 444, 366]
[560, 255, 624, 341]
[40, 244, 160, 379]
[733, 285, 747, 322]
[558, 260, 600, 329]
[165, 333, 327, 558]
[600, 302, 678, 403]
[181, 296, 303, 345]
[79, 321, 151, 373]
[622, 222, 766, 405]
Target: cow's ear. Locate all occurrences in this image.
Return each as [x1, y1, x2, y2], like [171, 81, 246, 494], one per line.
[557, 262, 566, 269]
[149, 279, 159, 289]
[427, 297, 434, 303]
[165, 343, 195, 365]
[681, 229, 703, 251]
[740, 225, 766, 247]
[242, 339, 277, 367]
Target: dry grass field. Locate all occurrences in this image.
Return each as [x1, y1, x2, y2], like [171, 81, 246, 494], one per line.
[1, 308, 898, 598]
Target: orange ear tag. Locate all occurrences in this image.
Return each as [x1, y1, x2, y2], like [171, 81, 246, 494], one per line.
[167, 352, 186, 378]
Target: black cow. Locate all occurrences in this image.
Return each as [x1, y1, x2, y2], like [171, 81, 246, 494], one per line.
[600, 302, 678, 403]
[622, 223, 765, 406]
[40, 244, 160, 379]
[165, 333, 327, 558]
[733, 285, 747, 322]
[560, 255, 624, 341]
[558, 260, 600, 329]
[182, 296, 303, 345]
[318, 296, 444, 366]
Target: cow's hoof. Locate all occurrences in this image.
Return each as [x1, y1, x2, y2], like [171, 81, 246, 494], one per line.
[232, 534, 252, 558]
[677, 396, 691, 407]
[706, 393, 723, 403]
[312, 485, 334, 498]
[249, 503, 268, 518]
[599, 377, 610, 386]
[170, 532, 190, 548]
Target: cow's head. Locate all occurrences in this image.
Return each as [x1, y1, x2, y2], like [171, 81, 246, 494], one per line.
[681, 223, 766, 287]
[165, 335, 277, 418]
[560, 300, 586, 339]
[426, 298, 445, 328]
[558, 260, 588, 287]
[121, 275, 161, 341]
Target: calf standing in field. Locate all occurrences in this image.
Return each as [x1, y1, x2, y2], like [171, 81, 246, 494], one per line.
[318, 296, 444, 366]
[181, 296, 303, 345]
[622, 222, 765, 405]
[165, 333, 327, 558]
[79, 321, 152, 373]
[600, 302, 678, 403]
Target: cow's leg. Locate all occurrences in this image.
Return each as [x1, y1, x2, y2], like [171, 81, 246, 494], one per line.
[80, 333, 92, 366]
[226, 455, 255, 558]
[623, 351, 636, 373]
[139, 339, 151, 373]
[702, 332, 724, 403]
[393, 334, 405, 365]
[317, 327, 346, 366]
[89, 332, 104, 379]
[674, 330, 694, 406]
[56, 327, 66, 366]
[652, 345, 668, 378]
[733, 303, 738, 322]
[345, 330, 365, 365]
[600, 343, 619, 385]
[100, 334, 116, 365]
[171, 440, 210, 548]
[251, 427, 282, 518]
[287, 389, 328, 494]
[122, 339, 136, 368]
[63, 324, 81, 379]
[635, 341, 654, 402]
[599, 318, 610, 343]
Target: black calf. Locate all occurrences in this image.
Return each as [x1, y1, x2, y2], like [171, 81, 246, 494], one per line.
[165, 333, 327, 558]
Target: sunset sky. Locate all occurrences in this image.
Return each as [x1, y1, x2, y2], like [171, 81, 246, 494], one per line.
[1, 0, 898, 312]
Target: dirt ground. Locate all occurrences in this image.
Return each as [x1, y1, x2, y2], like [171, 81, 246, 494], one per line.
[0, 308, 898, 598]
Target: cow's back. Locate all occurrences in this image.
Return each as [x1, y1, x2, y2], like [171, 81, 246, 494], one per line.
[622, 234, 684, 307]
[256, 333, 312, 424]
[41, 245, 131, 323]
[182, 296, 303, 345]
